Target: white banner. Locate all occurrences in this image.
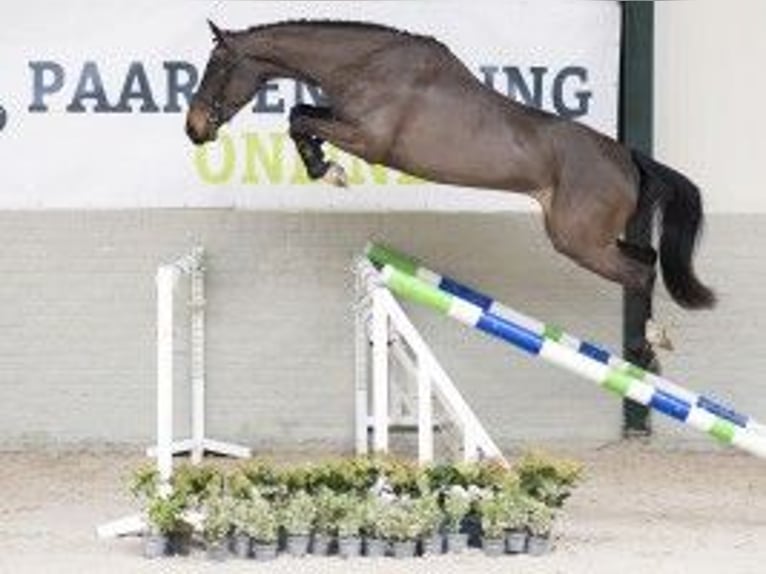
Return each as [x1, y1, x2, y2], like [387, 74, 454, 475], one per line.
[0, 0, 620, 211]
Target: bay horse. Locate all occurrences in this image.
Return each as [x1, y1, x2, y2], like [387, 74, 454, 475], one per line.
[186, 20, 715, 309]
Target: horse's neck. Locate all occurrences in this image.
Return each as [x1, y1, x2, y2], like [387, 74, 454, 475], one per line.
[236, 24, 395, 81]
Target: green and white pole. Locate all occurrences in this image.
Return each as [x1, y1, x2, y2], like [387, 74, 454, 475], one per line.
[370, 252, 766, 459]
[366, 243, 766, 437]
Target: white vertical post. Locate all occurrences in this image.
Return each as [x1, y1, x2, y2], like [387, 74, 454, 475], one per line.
[463, 419, 479, 462]
[354, 274, 370, 456]
[371, 288, 389, 453]
[156, 266, 177, 487]
[417, 358, 434, 464]
[189, 248, 205, 465]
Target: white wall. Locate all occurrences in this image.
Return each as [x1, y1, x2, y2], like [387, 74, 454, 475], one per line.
[652, 1, 766, 448]
[0, 211, 623, 452]
[655, 0, 766, 214]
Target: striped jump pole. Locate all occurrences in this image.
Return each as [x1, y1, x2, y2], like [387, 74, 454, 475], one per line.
[366, 243, 766, 437]
[367, 245, 766, 459]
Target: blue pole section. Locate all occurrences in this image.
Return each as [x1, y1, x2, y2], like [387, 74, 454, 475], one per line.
[377, 264, 766, 458]
[366, 243, 763, 435]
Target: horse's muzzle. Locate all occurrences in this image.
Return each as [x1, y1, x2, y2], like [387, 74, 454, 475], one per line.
[185, 104, 216, 145]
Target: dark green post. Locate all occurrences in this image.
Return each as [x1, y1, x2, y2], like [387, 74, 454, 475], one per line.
[619, 2, 655, 436]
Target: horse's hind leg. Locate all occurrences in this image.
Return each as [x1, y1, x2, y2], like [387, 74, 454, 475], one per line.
[543, 191, 656, 294]
[580, 244, 656, 294]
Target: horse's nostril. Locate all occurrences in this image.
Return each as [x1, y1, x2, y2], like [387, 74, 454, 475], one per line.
[185, 110, 211, 144]
[185, 121, 201, 143]
[185, 107, 210, 143]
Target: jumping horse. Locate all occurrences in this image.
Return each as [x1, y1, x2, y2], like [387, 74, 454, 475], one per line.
[186, 20, 715, 310]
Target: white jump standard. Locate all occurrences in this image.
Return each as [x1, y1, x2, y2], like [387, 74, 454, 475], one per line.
[355, 258, 507, 466]
[152, 246, 251, 485]
[97, 247, 250, 539]
[367, 244, 766, 459]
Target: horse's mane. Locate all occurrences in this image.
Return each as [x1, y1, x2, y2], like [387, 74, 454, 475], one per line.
[241, 19, 419, 38]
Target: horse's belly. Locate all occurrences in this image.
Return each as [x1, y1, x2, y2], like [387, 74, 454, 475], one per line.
[386, 129, 549, 192]
[378, 84, 551, 191]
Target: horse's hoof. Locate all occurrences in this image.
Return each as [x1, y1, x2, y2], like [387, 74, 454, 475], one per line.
[323, 162, 348, 187]
[645, 319, 674, 351]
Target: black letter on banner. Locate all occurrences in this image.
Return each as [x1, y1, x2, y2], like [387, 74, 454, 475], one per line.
[29, 61, 65, 112]
[294, 81, 328, 106]
[503, 67, 546, 109]
[553, 66, 592, 119]
[252, 81, 284, 114]
[164, 61, 199, 112]
[479, 65, 499, 90]
[115, 62, 159, 113]
[66, 61, 115, 112]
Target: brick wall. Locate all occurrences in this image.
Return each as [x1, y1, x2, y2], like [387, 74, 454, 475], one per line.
[0, 211, 758, 453]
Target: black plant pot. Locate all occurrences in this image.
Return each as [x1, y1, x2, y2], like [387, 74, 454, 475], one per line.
[392, 540, 417, 559]
[312, 532, 334, 556]
[482, 537, 505, 557]
[206, 541, 228, 561]
[364, 536, 387, 558]
[527, 534, 552, 556]
[143, 533, 167, 559]
[232, 533, 251, 558]
[286, 534, 310, 558]
[505, 529, 528, 554]
[167, 530, 192, 556]
[446, 532, 468, 554]
[338, 535, 362, 559]
[420, 533, 444, 556]
[253, 541, 278, 561]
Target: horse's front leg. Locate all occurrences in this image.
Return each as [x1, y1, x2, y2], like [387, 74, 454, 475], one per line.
[288, 104, 371, 187]
[289, 105, 332, 179]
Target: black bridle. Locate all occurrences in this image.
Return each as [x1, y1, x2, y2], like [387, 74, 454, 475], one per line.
[197, 44, 250, 128]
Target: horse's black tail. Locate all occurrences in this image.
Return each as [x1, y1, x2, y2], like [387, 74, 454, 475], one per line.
[631, 150, 716, 309]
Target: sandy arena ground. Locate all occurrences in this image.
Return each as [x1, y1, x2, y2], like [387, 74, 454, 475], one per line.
[1, 443, 765, 574]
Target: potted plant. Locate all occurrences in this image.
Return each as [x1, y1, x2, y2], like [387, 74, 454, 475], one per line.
[145, 491, 192, 557]
[516, 451, 582, 509]
[279, 490, 316, 558]
[229, 500, 251, 558]
[227, 471, 255, 558]
[526, 500, 555, 556]
[414, 492, 444, 556]
[202, 494, 232, 561]
[477, 493, 506, 557]
[503, 489, 532, 554]
[243, 494, 279, 561]
[311, 487, 340, 556]
[360, 495, 388, 558]
[443, 485, 471, 553]
[130, 467, 166, 559]
[378, 498, 420, 559]
[335, 493, 365, 559]
[143, 494, 174, 558]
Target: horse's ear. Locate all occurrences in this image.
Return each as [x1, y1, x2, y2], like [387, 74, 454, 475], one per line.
[207, 20, 229, 47]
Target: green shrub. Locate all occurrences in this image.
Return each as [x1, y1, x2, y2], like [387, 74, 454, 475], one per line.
[128, 452, 581, 546]
[241, 494, 278, 543]
[377, 498, 421, 542]
[334, 492, 366, 538]
[413, 491, 443, 537]
[442, 485, 472, 534]
[478, 493, 507, 539]
[202, 493, 233, 543]
[515, 450, 582, 508]
[278, 490, 316, 536]
[146, 492, 189, 536]
[526, 499, 555, 537]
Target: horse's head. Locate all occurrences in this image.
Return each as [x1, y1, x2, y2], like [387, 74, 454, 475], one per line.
[186, 21, 263, 145]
